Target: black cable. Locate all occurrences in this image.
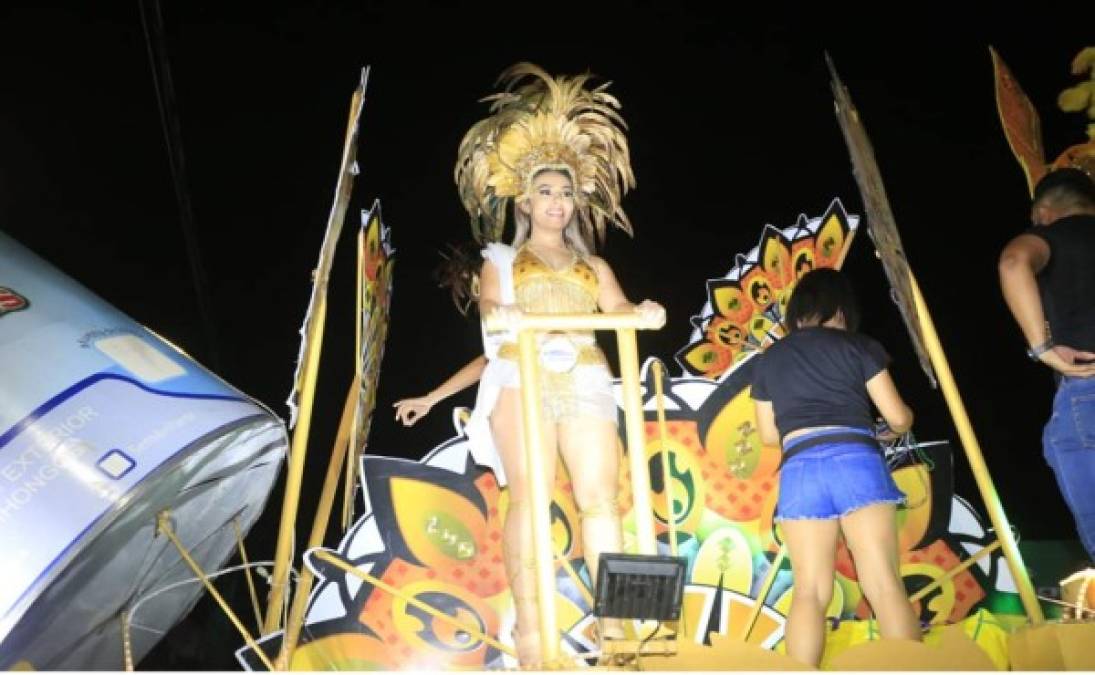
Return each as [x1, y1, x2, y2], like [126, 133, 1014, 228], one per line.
[138, 0, 221, 369]
[634, 620, 663, 672]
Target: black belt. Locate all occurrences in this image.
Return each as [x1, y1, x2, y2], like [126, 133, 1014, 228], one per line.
[779, 430, 881, 469]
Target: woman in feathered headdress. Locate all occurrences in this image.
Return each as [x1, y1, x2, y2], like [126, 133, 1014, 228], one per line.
[418, 62, 665, 667]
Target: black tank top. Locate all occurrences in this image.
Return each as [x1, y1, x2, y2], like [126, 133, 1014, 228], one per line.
[1028, 214, 1095, 352]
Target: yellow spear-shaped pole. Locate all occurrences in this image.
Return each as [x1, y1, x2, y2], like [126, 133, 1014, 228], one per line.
[263, 68, 369, 635]
[828, 55, 1043, 622]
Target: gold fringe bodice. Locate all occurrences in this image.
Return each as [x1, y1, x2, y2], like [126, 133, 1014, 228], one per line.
[497, 244, 614, 421]
[512, 244, 599, 315]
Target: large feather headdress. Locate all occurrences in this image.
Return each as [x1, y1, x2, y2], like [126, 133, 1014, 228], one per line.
[455, 62, 636, 246]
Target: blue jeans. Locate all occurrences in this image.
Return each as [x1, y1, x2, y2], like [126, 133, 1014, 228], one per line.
[776, 428, 905, 521]
[1043, 376, 1095, 558]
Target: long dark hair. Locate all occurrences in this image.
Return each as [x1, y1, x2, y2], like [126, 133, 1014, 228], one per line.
[434, 240, 482, 316]
[785, 268, 861, 332]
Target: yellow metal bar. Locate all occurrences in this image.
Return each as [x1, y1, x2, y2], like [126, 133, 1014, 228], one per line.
[232, 518, 264, 634]
[740, 545, 786, 641]
[618, 328, 657, 554]
[651, 360, 677, 558]
[653, 357, 683, 658]
[264, 296, 328, 635]
[908, 273, 1044, 623]
[313, 550, 517, 658]
[515, 328, 561, 665]
[157, 512, 276, 671]
[121, 610, 134, 672]
[278, 377, 360, 668]
[344, 227, 365, 530]
[354, 227, 363, 379]
[341, 225, 367, 528]
[907, 539, 1003, 604]
[483, 311, 661, 333]
[341, 426, 356, 529]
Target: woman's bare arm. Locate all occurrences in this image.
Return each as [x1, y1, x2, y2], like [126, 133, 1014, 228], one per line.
[865, 369, 913, 434]
[753, 400, 780, 446]
[590, 256, 665, 325]
[394, 355, 487, 426]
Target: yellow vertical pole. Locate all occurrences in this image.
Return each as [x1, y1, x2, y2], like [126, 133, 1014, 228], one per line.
[277, 377, 360, 668]
[651, 359, 686, 639]
[232, 518, 264, 633]
[264, 78, 364, 634]
[343, 227, 365, 529]
[263, 296, 328, 635]
[651, 360, 677, 557]
[515, 328, 561, 665]
[908, 273, 1044, 623]
[617, 329, 657, 554]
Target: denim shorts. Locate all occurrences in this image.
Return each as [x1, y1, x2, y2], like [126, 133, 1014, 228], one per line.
[776, 428, 905, 521]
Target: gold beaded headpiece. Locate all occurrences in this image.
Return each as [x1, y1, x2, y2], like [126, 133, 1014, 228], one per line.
[454, 62, 636, 246]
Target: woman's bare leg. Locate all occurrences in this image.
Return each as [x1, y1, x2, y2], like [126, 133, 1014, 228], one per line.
[780, 518, 840, 667]
[558, 416, 624, 637]
[491, 387, 558, 667]
[840, 503, 921, 642]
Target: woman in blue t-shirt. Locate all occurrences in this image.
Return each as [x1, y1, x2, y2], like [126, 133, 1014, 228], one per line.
[751, 268, 921, 666]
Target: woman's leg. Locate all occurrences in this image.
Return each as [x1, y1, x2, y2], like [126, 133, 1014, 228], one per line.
[557, 417, 622, 582]
[558, 416, 624, 638]
[780, 518, 840, 667]
[491, 387, 558, 666]
[839, 503, 921, 642]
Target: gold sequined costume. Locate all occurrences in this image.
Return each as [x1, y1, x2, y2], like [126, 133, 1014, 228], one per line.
[497, 244, 615, 421]
[463, 242, 616, 486]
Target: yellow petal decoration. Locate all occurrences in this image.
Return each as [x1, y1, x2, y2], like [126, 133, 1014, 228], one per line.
[1058, 84, 1093, 113]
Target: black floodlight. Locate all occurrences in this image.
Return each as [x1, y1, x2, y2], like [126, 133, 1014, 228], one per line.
[594, 553, 686, 621]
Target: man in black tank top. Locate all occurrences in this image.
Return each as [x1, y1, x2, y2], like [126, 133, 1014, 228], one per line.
[999, 167, 1095, 559]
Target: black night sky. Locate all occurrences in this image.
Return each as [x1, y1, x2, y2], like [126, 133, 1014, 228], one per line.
[2, 3, 1091, 668]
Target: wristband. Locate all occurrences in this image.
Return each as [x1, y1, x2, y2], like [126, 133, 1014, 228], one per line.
[1027, 340, 1054, 362]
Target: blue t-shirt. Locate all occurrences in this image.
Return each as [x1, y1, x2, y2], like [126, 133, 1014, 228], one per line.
[750, 327, 890, 440]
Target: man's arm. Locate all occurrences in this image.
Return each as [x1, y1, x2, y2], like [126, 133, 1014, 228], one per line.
[998, 233, 1051, 348]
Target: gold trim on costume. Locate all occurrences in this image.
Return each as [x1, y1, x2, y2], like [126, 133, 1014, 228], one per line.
[498, 341, 607, 367]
